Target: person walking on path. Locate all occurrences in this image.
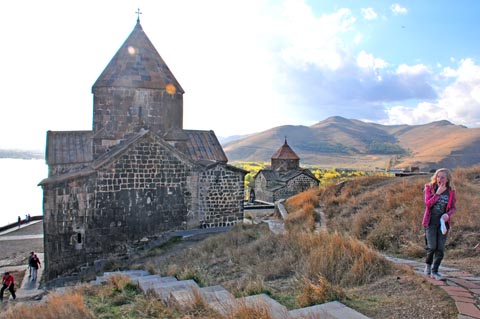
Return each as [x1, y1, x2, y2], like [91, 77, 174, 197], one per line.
[29, 252, 41, 281]
[28, 252, 35, 278]
[0, 272, 16, 301]
[422, 168, 457, 280]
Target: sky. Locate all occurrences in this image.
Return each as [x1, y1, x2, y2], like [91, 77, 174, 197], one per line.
[1, 0, 480, 151]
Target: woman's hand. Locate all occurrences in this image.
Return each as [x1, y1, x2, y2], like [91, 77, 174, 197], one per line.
[436, 183, 447, 195]
[442, 214, 449, 222]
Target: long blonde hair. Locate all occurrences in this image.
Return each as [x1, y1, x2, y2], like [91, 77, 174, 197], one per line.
[429, 168, 455, 191]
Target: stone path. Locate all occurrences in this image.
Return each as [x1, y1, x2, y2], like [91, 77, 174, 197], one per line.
[386, 256, 480, 319]
[0, 221, 47, 304]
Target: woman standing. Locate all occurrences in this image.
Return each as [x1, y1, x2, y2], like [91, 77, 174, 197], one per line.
[422, 168, 456, 280]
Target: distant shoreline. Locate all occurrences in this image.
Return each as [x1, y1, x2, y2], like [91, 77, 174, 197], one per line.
[0, 149, 44, 160]
[0, 158, 46, 227]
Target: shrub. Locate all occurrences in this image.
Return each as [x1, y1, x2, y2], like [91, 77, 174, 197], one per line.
[175, 265, 213, 287]
[231, 275, 270, 298]
[297, 275, 345, 307]
[291, 232, 393, 287]
[285, 188, 319, 212]
[229, 302, 274, 319]
[1, 290, 95, 319]
[285, 205, 315, 233]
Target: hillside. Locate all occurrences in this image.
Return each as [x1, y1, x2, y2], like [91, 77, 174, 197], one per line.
[4, 166, 480, 318]
[223, 116, 480, 170]
[286, 164, 480, 275]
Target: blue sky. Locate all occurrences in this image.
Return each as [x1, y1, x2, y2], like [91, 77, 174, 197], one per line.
[1, 0, 479, 151]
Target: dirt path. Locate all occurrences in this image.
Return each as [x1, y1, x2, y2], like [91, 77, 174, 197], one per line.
[0, 221, 43, 273]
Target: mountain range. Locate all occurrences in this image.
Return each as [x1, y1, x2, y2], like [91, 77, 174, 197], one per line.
[222, 116, 480, 171]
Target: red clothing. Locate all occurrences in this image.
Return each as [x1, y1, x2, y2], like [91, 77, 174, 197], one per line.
[422, 183, 456, 228]
[2, 274, 14, 286]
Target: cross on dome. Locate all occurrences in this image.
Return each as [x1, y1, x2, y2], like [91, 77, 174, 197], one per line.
[135, 8, 142, 23]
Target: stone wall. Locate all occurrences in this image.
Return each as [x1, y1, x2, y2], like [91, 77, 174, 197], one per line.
[92, 87, 183, 158]
[95, 138, 193, 237]
[254, 172, 318, 203]
[42, 176, 95, 280]
[43, 136, 245, 279]
[254, 173, 274, 203]
[43, 137, 194, 279]
[272, 158, 299, 172]
[48, 163, 89, 177]
[198, 164, 245, 228]
[273, 174, 318, 201]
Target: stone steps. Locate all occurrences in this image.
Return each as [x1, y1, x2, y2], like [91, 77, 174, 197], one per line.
[237, 293, 291, 318]
[289, 301, 370, 319]
[136, 275, 178, 292]
[91, 270, 370, 319]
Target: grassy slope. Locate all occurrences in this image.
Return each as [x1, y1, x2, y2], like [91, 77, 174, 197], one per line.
[4, 166, 479, 318]
[316, 165, 480, 275]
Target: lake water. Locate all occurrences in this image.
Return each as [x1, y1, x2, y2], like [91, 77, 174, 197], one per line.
[0, 158, 47, 227]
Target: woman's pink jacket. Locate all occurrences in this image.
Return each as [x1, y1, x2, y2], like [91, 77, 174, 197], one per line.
[422, 183, 456, 228]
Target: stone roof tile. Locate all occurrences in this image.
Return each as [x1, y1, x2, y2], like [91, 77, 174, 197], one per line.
[46, 130, 93, 165]
[93, 21, 184, 93]
[185, 130, 228, 163]
[271, 139, 299, 160]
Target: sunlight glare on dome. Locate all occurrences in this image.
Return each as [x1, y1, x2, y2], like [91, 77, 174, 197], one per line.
[127, 46, 136, 55]
[165, 83, 176, 95]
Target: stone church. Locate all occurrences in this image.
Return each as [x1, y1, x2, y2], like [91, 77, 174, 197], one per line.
[252, 139, 319, 203]
[39, 19, 246, 280]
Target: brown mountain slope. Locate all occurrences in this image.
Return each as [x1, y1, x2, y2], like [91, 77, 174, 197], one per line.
[395, 120, 480, 168]
[223, 116, 480, 170]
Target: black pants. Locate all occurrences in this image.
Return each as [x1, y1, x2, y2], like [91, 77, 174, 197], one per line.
[0, 283, 16, 300]
[425, 226, 447, 273]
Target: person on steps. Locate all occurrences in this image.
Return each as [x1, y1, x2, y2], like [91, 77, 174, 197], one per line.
[0, 272, 16, 301]
[422, 168, 457, 281]
[29, 252, 41, 281]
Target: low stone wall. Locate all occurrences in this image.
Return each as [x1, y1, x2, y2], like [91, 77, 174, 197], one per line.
[0, 215, 43, 233]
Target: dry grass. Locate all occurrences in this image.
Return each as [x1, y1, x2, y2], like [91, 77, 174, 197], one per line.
[284, 188, 319, 211]
[284, 202, 315, 233]
[145, 222, 393, 311]
[288, 232, 392, 286]
[1, 290, 95, 319]
[228, 302, 274, 319]
[297, 275, 345, 307]
[310, 165, 480, 270]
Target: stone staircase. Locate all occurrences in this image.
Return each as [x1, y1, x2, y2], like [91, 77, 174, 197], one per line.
[92, 270, 370, 319]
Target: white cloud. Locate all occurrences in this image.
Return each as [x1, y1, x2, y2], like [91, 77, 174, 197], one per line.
[354, 33, 363, 45]
[441, 67, 458, 78]
[264, 1, 437, 121]
[385, 59, 480, 127]
[1, 0, 478, 151]
[396, 64, 429, 76]
[357, 50, 388, 70]
[390, 3, 408, 15]
[278, 5, 356, 71]
[471, 86, 480, 104]
[385, 102, 448, 126]
[361, 8, 378, 20]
